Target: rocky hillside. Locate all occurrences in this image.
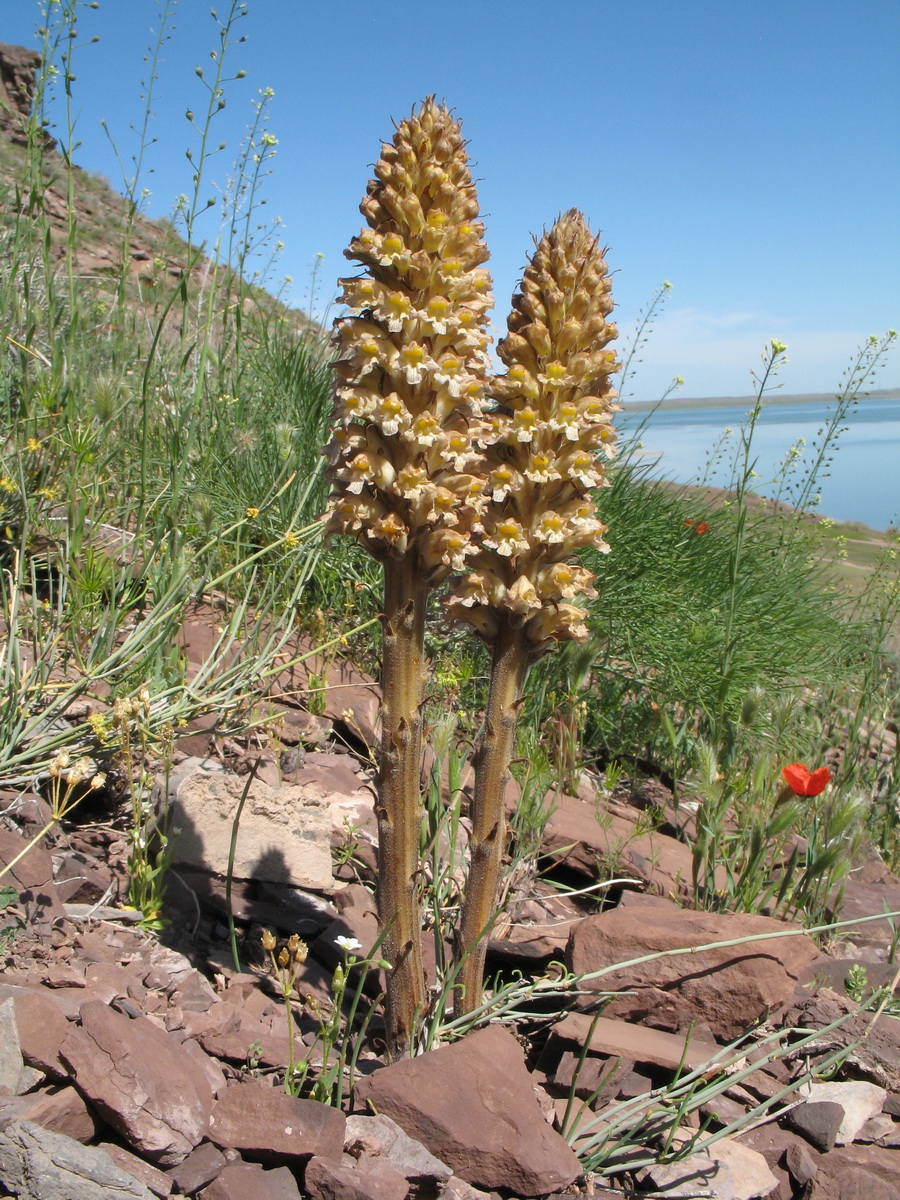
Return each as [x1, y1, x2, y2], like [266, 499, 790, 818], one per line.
[0, 40, 309, 338]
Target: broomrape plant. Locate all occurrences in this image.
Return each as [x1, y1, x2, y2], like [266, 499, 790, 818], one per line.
[324, 97, 493, 1058]
[325, 98, 619, 1051]
[446, 211, 620, 1013]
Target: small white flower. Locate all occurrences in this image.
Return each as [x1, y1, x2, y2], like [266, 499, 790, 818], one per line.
[335, 935, 363, 954]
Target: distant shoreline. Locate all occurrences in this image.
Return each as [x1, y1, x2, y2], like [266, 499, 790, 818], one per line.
[622, 387, 900, 414]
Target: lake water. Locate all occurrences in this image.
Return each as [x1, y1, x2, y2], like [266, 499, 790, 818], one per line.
[618, 395, 900, 532]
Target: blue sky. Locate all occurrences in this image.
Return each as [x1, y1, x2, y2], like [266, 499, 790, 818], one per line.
[5, 0, 898, 400]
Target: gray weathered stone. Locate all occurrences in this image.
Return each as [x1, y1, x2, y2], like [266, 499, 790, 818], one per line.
[160, 760, 333, 888]
[798, 1079, 887, 1145]
[344, 1113, 452, 1182]
[787, 1100, 845, 1153]
[639, 1134, 779, 1200]
[0, 1120, 154, 1200]
[0, 997, 24, 1095]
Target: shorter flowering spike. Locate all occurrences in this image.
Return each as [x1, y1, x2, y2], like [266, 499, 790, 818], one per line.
[446, 208, 619, 652]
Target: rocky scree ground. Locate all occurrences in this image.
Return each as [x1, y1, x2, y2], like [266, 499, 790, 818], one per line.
[2, 606, 900, 1200]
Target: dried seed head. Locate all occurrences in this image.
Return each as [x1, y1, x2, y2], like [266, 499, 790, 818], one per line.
[287, 933, 308, 964]
[261, 929, 277, 952]
[446, 209, 619, 650]
[324, 97, 493, 581]
[66, 757, 93, 787]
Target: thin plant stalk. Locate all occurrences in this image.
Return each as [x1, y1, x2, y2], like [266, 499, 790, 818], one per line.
[226, 761, 259, 973]
[377, 557, 428, 1053]
[455, 621, 528, 1013]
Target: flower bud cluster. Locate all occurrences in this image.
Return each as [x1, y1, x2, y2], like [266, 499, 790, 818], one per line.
[446, 209, 620, 646]
[324, 98, 493, 580]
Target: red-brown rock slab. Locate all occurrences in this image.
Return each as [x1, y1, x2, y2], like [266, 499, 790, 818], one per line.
[207, 1081, 345, 1165]
[0, 1085, 98, 1142]
[784, 1137, 819, 1190]
[354, 1025, 582, 1195]
[488, 883, 584, 963]
[166, 1139, 227, 1193]
[314, 885, 383, 991]
[60, 999, 213, 1164]
[99, 1141, 174, 1197]
[554, 1012, 720, 1072]
[806, 1142, 900, 1199]
[198, 1158, 302, 1199]
[168, 968, 219, 1012]
[181, 1037, 228, 1099]
[534, 791, 697, 898]
[196, 1025, 294, 1070]
[83, 961, 135, 1005]
[786, 987, 900, 1092]
[549, 1045, 636, 1102]
[53, 848, 117, 905]
[566, 892, 818, 1039]
[830, 860, 900, 954]
[181, 999, 242, 1040]
[305, 1153, 410, 1200]
[0, 825, 66, 932]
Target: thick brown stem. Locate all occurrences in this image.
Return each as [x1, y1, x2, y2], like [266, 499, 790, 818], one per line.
[378, 554, 428, 1058]
[454, 620, 529, 1016]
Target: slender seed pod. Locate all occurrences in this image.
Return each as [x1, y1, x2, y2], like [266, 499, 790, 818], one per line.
[323, 98, 493, 1058]
[449, 210, 619, 1016]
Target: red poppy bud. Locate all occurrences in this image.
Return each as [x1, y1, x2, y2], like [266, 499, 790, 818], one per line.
[781, 762, 831, 797]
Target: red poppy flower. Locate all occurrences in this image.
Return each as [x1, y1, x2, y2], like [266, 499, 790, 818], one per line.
[781, 762, 831, 797]
[683, 518, 695, 527]
[695, 522, 710, 535]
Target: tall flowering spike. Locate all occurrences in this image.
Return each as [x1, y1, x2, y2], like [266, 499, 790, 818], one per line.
[324, 96, 493, 583]
[446, 209, 619, 648]
[450, 211, 620, 1018]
